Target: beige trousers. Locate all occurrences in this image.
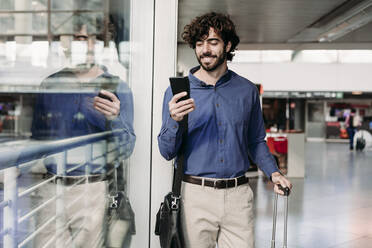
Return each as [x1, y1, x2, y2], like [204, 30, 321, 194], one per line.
[33, 180, 107, 248]
[181, 181, 255, 248]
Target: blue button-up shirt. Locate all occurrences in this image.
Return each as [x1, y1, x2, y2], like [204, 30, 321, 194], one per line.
[158, 66, 279, 178]
[31, 66, 135, 175]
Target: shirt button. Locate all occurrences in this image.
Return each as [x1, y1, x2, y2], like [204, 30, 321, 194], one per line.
[173, 125, 177, 129]
[220, 159, 224, 163]
[216, 103, 220, 107]
[218, 122, 222, 126]
[219, 139, 223, 144]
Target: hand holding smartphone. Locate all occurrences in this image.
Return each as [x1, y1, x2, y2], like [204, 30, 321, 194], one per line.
[168, 77, 194, 123]
[94, 90, 120, 120]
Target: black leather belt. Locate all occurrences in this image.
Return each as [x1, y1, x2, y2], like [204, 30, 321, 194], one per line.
[183, 175, 249, 189]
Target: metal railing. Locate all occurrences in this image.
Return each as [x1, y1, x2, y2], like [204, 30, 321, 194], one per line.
[0, 129, 129, 248]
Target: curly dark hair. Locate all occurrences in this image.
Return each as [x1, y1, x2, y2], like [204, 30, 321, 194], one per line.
[182, 12, 240, 61]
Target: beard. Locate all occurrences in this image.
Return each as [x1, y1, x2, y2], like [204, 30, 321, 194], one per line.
[196, 47, 227, 72]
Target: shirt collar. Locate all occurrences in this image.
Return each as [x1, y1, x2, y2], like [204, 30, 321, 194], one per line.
[188, 66, 232, 88]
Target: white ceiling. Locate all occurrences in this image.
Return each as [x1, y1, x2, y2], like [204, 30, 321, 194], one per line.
[178, 0, 372, 48]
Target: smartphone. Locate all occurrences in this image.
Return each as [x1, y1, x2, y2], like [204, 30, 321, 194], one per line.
[98, 92, 113, 102]
[169, 77, 190, 102]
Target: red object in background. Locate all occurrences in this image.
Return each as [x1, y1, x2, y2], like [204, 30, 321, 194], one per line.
[340, 128, 348, 139]
[267, 137, 276, 154]
[273, 137, 288, 154]
[327, 122, 340, 127]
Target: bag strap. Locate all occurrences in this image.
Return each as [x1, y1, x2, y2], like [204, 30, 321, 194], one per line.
[172, 118, 188, 197]
[172, 77, 189, 197]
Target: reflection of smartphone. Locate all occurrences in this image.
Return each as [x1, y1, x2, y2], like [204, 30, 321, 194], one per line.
[98, 92, 113, 102]
[169, 77, 190, 103]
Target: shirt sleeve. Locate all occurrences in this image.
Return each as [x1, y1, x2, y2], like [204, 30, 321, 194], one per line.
[345, 115, 350, 128]
[247, 88, 280, 178]
[157, 87, 185, 160]
[110, 81, 136, 160]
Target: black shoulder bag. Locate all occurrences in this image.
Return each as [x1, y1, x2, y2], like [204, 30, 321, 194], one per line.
[155, 97, 189, 247]
[155, 126, 187, 248]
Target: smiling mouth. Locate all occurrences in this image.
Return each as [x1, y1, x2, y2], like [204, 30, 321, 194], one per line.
[201, 56, 216, 62]
[201, 56, 216, 59]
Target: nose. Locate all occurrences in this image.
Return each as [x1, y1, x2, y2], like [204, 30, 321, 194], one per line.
[202, 42, 210, 54]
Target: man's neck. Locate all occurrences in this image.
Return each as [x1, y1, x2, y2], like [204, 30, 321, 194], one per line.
[194, 62, 228, 86]
[74, 65, 104, 83]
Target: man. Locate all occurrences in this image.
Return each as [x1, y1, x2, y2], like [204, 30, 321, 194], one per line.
[31, 22, 135, 247]
[158, 12, 292, 247]
[345, 108, 361, 150]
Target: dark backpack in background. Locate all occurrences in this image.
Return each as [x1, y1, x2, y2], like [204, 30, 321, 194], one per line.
[356, 134, 366, 151]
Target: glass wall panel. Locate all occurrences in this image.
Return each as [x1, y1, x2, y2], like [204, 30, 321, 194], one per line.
[0, 0, 145, 247]
[52, 0, 104, 11]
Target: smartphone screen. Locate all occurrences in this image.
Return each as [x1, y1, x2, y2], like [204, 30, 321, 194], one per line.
[169, 77, 190, 102]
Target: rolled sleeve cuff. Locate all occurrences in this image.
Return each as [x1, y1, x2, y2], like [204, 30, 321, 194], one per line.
[165, 116, 184, 135]
[110, 118, 123, 130]
[258, 157, 280, 179]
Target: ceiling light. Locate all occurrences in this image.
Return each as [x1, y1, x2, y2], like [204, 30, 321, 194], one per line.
[318, 1, 372, 42]
[352, 91, 363, 95]
[288, 0, 372, 43]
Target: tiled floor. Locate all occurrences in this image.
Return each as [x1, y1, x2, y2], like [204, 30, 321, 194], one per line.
[251, 142, 372, 248]
[1, 142, 371, 247]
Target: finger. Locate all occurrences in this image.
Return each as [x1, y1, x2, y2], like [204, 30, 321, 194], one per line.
[100, 90, 119, 103]
[94, 97, 114, 109]
[169, 98, 194, 114]
[94, 96, 113, 106]
[175, 98, 195, 110]
[169, 99, 194, 115]
[171, 91, 188, 103]
[94, 105, 112, 116]
[277, 181, 292, 196]
[170, 103, 195, 116]
[174, 106, 195, 118]
[274, 184, 284, 195]
[281, 178, 292, 189]
[94, 97, 121, 113]
[94, 101, 119, 115]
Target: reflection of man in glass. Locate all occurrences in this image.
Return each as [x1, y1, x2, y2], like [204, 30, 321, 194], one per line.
[31, 19, 135, 247]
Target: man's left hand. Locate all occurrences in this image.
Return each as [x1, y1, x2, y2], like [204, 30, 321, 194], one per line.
[271, 171, 293, 196]
[94, 90, 120, 120]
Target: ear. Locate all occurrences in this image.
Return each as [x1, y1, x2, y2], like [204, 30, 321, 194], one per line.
[226, 41, 232, 53]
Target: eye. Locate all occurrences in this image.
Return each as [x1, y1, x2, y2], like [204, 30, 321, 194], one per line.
[209, 40, 218, 46]
[195, 41, 203, 47]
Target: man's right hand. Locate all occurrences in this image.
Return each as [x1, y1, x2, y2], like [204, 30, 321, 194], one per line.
[169, 92, 195, 122]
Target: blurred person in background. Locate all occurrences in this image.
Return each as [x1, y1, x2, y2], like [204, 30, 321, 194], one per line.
[31, 15, 135, 248]
[345, 109, 361, 150]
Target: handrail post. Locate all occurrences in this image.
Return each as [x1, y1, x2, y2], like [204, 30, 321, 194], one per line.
[84, 143, 93, 226]
[103, 139, 108, 167]
[3, 167, 18, 248]
[85, 143, 93, 177]
[56, 151, 67, 248]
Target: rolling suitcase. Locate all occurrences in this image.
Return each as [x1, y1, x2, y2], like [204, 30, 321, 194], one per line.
[271, 185, 290, 248]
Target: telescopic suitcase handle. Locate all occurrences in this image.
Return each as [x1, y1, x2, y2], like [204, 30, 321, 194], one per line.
[271, 185, 290, 248]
